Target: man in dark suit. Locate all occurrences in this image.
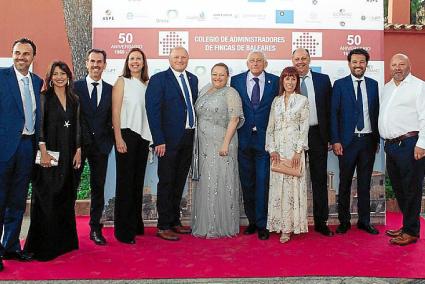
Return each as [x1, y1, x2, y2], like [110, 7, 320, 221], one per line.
[0, 38, 43, 269]
[146, 46, 198, 241]
[292, 48, 333, 236]
[74, 49, 113, 246]
[230, 51, 279, 240]
[331, 48, 380, 235]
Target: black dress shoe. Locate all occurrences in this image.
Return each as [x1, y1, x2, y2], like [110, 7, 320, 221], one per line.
[90, 230, 107, 245]
[116, 237, 136, 244]
[244, 224, 256, 235]
[258, 229, 269, 240]
[314, 225, 334, 237]
[0, 259, 3, 271]
[2, 250, 33, 261]
[336, 222, 351, 234]
[357, 223, 379, 235]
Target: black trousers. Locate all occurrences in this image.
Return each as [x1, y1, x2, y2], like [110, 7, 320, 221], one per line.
[306, 126, 329, 226]
[114, 129, 149, 242]
[79, 142, 109, 232]
[385, 136, 425, 236]
[156, 130, 194, 230]
[338, 135, 376, 225]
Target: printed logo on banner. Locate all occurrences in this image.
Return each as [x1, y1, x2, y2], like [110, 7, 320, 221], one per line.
[360, 15, 382, 22]
[292, 32, 322, 57]
[275, 10, 294, 24]
[102, 9, 115, 21]
[158, 31, 189, 56]
[333, 8, 352, 19]
[185, 12, 207, 22]
[312, 0, 318, 5]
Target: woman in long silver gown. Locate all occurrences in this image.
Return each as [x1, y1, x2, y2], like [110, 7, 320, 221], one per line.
[191, 63, 244, 238]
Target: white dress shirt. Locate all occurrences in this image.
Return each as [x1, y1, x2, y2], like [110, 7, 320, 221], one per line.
[302, 70, 318, 126]
[379, 73, 425, 149]
[171, 68, 196, 129]
[86, 75, 103, 106]
[246, 71, 266, 101]
[14, 66, 36, 135]
[351, 75, 372, 134]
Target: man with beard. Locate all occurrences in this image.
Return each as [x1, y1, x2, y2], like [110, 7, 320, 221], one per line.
[379, 54, 425, 246]
[330, 48, 380, 235]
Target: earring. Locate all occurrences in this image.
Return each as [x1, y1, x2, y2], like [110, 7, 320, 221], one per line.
[67, 79, 70, 86]
[49, 80, 53, 88]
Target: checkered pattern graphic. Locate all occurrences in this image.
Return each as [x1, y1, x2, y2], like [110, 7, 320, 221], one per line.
[292, 32, 323, 57]
[158, 31, 189, 56]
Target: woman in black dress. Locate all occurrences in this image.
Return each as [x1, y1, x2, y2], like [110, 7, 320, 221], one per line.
[24, 61, 81, 261]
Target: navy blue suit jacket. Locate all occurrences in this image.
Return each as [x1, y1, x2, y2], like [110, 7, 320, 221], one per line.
[0, 66, 42, 161]
[311, 71, 332, 144]
[145, 68, 198, 150]
[74, 79, 113, 155]
[330, 75, 380, 148]
[230, 71, 279, 150]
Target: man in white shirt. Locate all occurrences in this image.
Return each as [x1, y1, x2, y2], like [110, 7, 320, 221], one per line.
[379, 53, 425, 246]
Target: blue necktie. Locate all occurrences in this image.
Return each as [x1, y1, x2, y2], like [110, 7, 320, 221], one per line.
[251, 77, 260, 110]
[91, 82, 99, 110]
[179, 73, 194, 128]
[22, 77, 34, 133]
[301, 76, 308, 97]
[356, 80, 364, 131]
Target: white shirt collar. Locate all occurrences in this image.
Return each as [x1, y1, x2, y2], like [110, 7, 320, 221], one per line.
[86, 75, 102, 85]
[351, 74, 365, 82]
[171, 67, 186, 78]
[247, 71, 265, 81]
[13, 66, 31, 82]
[391, 72, 412, 86]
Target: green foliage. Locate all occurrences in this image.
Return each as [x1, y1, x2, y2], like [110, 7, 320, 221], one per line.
[77, 160, 91, 200]
[385, 175, 395, 199]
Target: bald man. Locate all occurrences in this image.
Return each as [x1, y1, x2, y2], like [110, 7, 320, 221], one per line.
[146, 47, 198, 241]
[379, 54, 425, 246]
[292, 48, 333, 236]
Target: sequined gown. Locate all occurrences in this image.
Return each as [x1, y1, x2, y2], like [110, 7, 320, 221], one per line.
[265, 94, 309, 235]
[192, 84, 244, 238]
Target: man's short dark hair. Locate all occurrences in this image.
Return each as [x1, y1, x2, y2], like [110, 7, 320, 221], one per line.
[347, 48, 370, 63]
[86, 48, 107, 62]
[12, 38, 37, 56]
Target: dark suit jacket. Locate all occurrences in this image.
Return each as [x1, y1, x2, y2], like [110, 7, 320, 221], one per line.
[74, 79, 113, 155]
[0, 66, 42, 161]
[330, 75, 380, 148]
[311, 71, 332, 144]
[230, 71, 279, 150]
[145, 68, 198, 150]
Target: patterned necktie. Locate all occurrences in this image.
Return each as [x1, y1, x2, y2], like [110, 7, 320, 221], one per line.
[179, 73, 194, 128]
[301, 76, 308, 97]
[22, 77, 34, 133]
[356, 80, 364, 131]
[91, 82, 99, 110]
[251, 77, 260, 110]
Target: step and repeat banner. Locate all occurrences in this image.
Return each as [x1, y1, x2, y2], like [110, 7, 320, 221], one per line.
[93, 0, 386, 224]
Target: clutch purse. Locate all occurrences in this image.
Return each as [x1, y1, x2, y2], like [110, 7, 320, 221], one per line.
[271, 157, 302, 177]
[35, 150, 60, 166]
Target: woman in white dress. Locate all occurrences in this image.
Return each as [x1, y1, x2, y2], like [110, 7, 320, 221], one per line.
[265, 66, 309, 243]
[112, 48, 152, 244]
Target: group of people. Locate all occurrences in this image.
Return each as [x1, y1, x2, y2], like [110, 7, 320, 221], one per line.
[0, 37, 424, 271]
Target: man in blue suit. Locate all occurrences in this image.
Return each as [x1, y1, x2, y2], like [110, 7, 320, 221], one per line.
[146, 47, 198, 241]
[230, 51, 279, 240]
[292, 48, 334, 237]
[331, 48, 380, 235]
[74, 49, 113, 246]
[0, 38, 43, 269]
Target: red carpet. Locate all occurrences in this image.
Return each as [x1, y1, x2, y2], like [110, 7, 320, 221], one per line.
[1, 212, 424, 280]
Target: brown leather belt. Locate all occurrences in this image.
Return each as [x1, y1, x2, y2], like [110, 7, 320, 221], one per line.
[385, 131, 419, 145]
